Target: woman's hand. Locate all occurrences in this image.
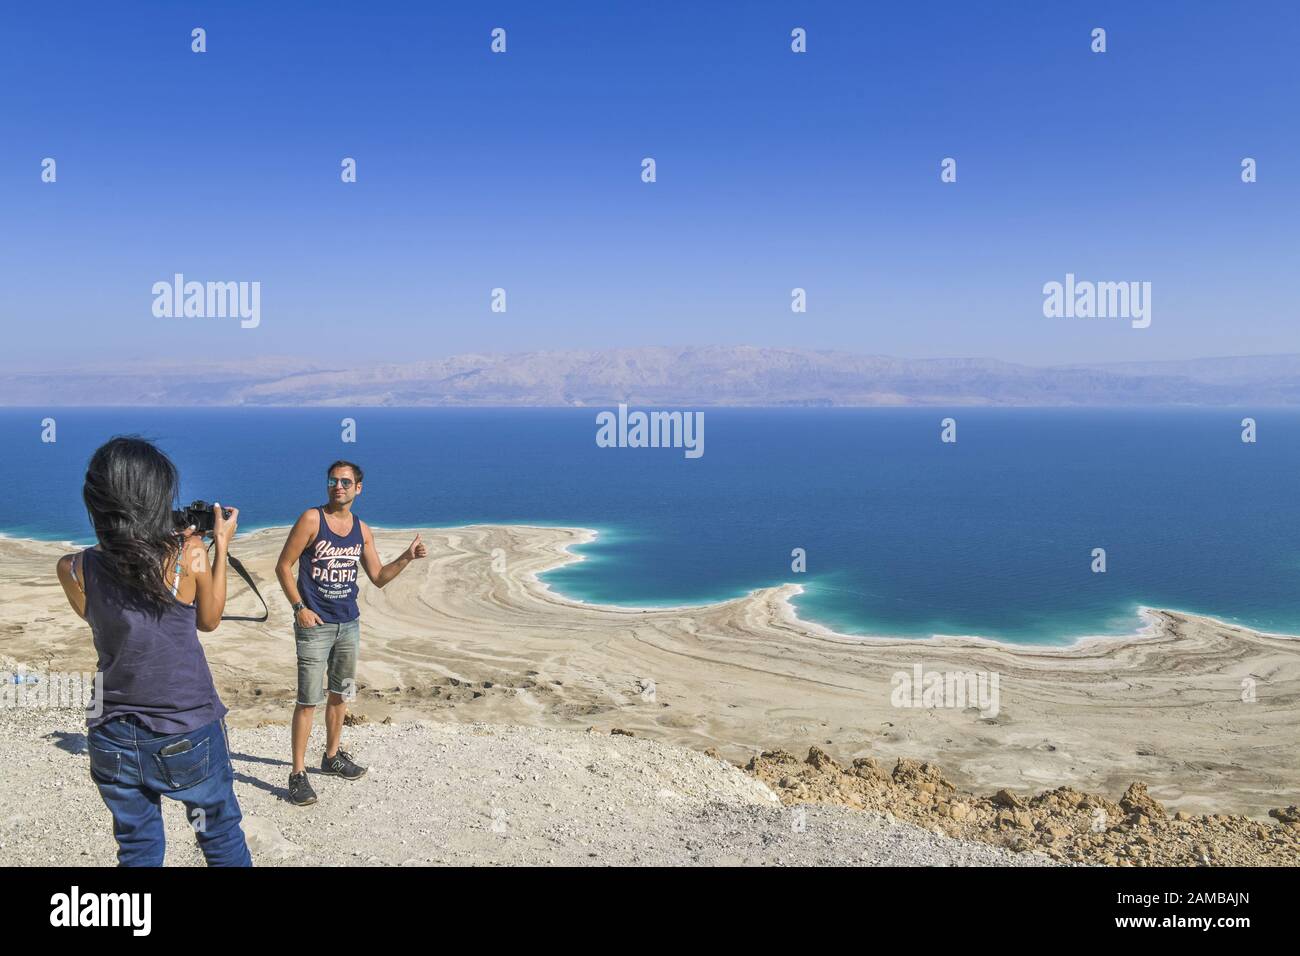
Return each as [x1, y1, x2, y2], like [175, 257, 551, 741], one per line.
[212, 503, 238, 552]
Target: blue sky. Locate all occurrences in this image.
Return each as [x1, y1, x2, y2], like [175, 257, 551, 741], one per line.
[1, 1, 1296, 367]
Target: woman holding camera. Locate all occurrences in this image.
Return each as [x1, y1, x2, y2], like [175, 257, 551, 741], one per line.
[55, 436, 252, 867]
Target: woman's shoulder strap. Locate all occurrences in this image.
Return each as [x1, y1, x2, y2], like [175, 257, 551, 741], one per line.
[69, 548, 88, 592]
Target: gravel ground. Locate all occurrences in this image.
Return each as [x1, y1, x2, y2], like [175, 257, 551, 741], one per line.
[0, 707, 1057, 867]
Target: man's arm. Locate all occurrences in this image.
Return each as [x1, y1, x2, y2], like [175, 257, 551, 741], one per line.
[276, 509, 323, 625]
[359, 522, 426, 589]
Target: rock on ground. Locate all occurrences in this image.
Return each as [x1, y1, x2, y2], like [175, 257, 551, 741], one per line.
[747, 746, 1300, 866]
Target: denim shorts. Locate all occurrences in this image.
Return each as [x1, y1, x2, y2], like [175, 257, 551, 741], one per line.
[294, 619, 360, 706]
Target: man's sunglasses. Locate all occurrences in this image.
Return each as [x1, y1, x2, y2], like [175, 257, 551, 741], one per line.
[327, 477, 356, 489]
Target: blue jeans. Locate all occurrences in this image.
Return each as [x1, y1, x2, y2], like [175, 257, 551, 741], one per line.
[87, 715, 252, 867]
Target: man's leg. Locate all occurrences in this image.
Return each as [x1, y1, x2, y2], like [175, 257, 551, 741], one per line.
[324, 690, 346, 758]
[292, 623, 331, 772]
[291, 703, 315, 773]
[289, 623, 330, 809]
[324, 621, 359, 758]
[320, 621, 366, 779]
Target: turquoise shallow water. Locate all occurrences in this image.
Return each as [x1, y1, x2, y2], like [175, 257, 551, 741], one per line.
[3, 407, 1298, 645]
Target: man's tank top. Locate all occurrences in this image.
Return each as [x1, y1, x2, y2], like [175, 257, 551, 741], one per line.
[297, 507, 364, 623]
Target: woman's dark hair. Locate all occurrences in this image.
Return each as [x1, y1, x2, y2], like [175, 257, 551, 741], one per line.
[82, 436, 182, 612]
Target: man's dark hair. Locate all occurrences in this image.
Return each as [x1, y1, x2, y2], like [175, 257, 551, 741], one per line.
[327, 460, 364, 484]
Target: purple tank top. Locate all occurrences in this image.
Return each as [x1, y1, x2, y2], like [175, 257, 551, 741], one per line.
[297, 507, 364, 624]
[82, 548, 228, 734]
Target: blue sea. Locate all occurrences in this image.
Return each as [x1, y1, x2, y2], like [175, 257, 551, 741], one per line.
[3, 407, 1297, 646]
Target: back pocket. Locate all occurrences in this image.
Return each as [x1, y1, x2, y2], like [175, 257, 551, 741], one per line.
[88, 745, 121, 785]
[152, 737, 212, 790]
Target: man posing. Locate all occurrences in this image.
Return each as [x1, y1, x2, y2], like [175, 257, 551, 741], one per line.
[275, 460, 427, 806]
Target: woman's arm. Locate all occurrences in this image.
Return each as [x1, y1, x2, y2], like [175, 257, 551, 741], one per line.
[194, 504, 238, 632]
[55, 552, 87, 620]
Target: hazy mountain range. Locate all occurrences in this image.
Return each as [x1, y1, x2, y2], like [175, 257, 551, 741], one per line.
[3, 348, 1300, 407]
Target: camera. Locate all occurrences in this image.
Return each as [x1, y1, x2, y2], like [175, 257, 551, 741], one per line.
[173, 500, 232, 534]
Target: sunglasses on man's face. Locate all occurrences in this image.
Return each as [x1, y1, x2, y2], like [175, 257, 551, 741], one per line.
[327, 477, 356, 489]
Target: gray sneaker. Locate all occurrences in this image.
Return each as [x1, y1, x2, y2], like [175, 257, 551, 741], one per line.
[288, 770, 317, 806]
[321, 749, 367, 781]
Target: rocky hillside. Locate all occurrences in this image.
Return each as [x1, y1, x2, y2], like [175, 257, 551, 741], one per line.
[0, 705, 1053, 867]
[748, 746, 1300, 866]
[5, 347, 1300, 406]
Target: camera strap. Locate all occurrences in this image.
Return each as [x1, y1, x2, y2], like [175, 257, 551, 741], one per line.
[220, 552, 270, 623]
